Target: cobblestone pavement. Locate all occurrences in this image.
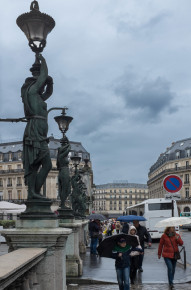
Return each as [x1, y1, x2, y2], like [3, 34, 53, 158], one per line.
[67, 282, 191, 290]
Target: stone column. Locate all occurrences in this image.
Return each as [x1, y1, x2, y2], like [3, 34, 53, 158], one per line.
[60, 220, 83, 277]
[1, 227, 72, 290]
[78, 220, 88, 254]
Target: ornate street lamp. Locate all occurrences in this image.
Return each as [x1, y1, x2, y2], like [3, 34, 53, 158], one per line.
[17, 1, 55, 77]
[71, 153, 81, 174]
[54, 108, 74, 219]
[16, 0, 55, 53]
[54, 108, 73, 145]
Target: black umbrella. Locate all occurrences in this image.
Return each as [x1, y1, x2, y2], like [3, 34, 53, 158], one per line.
[87, 213, 107, 221]
[97, 234, 139, 258]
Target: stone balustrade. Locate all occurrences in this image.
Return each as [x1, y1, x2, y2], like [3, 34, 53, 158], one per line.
[0, 248, 47, 290]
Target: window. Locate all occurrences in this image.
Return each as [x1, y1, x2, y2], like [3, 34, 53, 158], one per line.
[8, 191, 12, 200]
[18, 190, 22, 199]
[148, 203, 172, 211]
[176, 151, 180, 159]
[17, 164, 21, 169]
[175, 163, 178, 170]
[17, 177, 22, 186]
[0, 179, 2, 187]
[9, 153, 12, 161]
[185, 174, 189, 184]
[186, 149, 191, 157]
[7, 178, 12, 186]
[18, 152, 22, 160]
[185, 188, 189, 199]
[8, 165, 12, 171]
[186, 161, 189, 169]
[125, 190, 127, 193]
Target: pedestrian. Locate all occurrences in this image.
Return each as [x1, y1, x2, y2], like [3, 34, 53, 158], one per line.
[128, 225, 143, 285]
[116, 221, 122, 234]
[89, 219, 100, 255]
[107, 220, 112, 236]
[158, 226, 183, 289]
[122, 222, 129, 234]
[111, 237, 143, 290]
[133, 220, 152, 272]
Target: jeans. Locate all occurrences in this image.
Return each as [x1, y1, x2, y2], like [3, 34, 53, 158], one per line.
[90, 237, 98, 254]
[116, 267, 130, 290]
[164, 257, 177, 285]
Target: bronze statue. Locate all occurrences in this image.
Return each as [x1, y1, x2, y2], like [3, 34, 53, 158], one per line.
[21, 54, 53, 200]
[71, 171, 87, 217]
[57, 137, 71, 208]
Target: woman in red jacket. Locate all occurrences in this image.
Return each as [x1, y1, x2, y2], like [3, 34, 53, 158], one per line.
[158, 227, 183, 289]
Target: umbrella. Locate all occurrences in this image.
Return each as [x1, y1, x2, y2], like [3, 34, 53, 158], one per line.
[154, 217, 191, 228]
[87, 213, 107, 221]
[117, 215, 147, 222]
[97, 234, 139, 258]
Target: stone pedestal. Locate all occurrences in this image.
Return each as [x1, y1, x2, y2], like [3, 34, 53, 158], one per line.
[58, 207, 74, 222]
[78, 220, 88, 254]
[60, 220, 83, 277]
[1, 227, 72, 290]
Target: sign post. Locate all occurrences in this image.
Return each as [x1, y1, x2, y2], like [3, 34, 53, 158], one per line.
[163, 175, 183, 217]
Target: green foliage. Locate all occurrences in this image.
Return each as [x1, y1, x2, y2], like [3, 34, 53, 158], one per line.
[0, 220, 15, 228]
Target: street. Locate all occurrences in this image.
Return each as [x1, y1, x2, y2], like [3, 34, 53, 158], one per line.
[1, 229, 191, 289]
[67, 229, 191, 289]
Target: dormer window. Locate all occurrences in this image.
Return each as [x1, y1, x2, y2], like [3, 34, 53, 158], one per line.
[9, 152, 12, 161]
[176, 151, 180, 159]
[186, 149, 191, 157]
[18, 152, 22, 160]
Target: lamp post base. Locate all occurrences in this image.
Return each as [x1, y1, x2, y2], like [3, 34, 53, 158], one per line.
[19, 199, 57, 220]
[58, 207, 74, 221]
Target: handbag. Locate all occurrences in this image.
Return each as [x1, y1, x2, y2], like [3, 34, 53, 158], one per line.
[174, 251, 181, 260]
[92, 231, 99, 238]
[168, 236, 181, 260]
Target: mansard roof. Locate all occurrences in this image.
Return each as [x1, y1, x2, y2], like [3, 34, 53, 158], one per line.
[0, 136, 90, 160]
[149, 137, 191, 175]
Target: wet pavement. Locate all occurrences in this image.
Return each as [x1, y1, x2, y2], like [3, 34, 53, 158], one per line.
[1, 230, 191, 289]
[68, 230, 191, 289]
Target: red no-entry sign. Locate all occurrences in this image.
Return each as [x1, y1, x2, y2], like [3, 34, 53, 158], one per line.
[163, 175, 183, 193]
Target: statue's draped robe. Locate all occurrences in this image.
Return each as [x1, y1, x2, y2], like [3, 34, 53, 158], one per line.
[22, 84, 49, 184]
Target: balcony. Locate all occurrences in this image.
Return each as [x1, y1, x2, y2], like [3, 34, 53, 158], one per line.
[148, 165, 191, 184]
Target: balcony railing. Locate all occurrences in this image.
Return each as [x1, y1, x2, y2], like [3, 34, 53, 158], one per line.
[0, 248, 47, 289]
[148, 165, 191, 184]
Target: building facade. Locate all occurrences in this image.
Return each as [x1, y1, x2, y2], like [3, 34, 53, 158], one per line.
[0, 136, 93, 206]
[93, 182, 149, 218]
[148, 137, 191, 213]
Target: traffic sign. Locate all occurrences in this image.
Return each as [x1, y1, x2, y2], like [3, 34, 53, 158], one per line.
[163, 175, 183, 193]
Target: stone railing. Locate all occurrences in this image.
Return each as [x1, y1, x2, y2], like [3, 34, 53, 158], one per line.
[0, 248, 47, 290]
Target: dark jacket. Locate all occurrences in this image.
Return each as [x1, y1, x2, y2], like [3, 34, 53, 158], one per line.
[112, 246, 143, 268]
[122, 223, 129, 234]
[136, 224, 152, 247]
[89, 221, 99, 238]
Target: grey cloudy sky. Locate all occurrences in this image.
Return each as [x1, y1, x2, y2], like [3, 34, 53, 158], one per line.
[1, 0, 191, 185]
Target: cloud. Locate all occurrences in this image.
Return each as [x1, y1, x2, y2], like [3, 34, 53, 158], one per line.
[114, 72, 178, 122]
[112, 10, 170, 40]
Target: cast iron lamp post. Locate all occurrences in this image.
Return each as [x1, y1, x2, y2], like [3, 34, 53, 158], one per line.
[54, 108, 74, 219]
[16, 1, 55, 219]
[17, 0, 55, 53]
